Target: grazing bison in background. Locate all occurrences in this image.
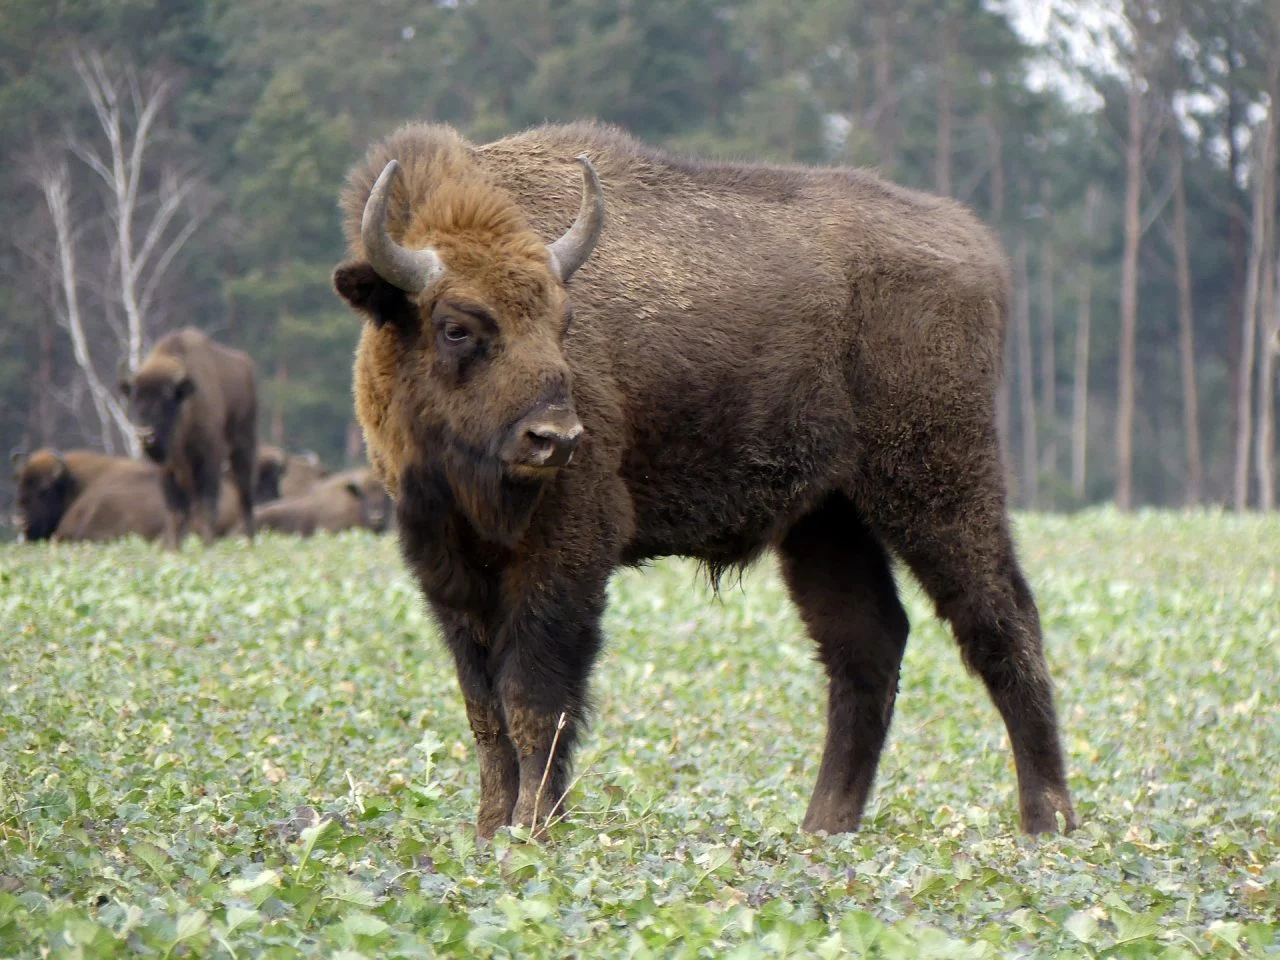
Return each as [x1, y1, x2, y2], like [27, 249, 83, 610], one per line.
[55, 462, 168, 542]
[121, 328, 258, 546]
[12, 448, 148, 541]
[256, 468, 391, 536]
[279, 450, 328, 499]
[332, 122, 1077, 839]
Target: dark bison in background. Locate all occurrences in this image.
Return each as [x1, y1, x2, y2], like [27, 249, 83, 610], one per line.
[12, 448, 149, 541]
[256, 468, 391, 536]
[121, 328, 258, 546]
[332, 122, 1077, 839]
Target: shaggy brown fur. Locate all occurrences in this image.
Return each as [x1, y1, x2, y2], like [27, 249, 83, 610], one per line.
[123, 328, 259, 546]
[55, 463, 168, 542]
[13, 448, 145, 541]
[333, 122, 1077, 839]
[255, 468, 391, 536]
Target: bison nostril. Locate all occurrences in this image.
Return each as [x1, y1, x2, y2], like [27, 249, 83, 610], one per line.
[524, 422, 582, 467]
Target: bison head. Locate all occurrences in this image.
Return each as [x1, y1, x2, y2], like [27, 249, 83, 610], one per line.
[121, 355, 194, 464]
[332, 152, 603, 545]
[13, 449, 74, 541]
[347, 470, 392, 533]
[253, 445, 286, 504]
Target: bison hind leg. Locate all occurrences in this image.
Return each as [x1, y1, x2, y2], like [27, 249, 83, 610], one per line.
[779, 494, 909, 835]
[860, 454, 1077, 835]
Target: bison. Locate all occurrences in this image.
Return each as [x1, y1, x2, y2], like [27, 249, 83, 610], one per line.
[121, 328, 258, 546]
[255, 468, 391, 536]
[54, 462, 168, 542]
[279, 450, 328, 499]
[331, 122, 1077, 840]
[12, 448, 148, 541]
[58, 468, 247, 543]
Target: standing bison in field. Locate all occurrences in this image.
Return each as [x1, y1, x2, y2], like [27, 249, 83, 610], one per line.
[121, 328, 258, 546]
[332, 122, 1077, 839]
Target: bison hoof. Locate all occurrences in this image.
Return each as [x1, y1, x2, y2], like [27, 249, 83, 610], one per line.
[800, 795, 864, 836]
[1020, 788, 1078, 835]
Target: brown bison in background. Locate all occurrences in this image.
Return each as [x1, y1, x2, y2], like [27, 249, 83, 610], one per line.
[279, 450, 328, 499]
[122, 328, 258, 546]
[12, 448, 149, 541]
[54, 462, 168, 542]
[256, 468, 391, 536]
[332, 122, 1078, 840]
[56, 469, 248, 543]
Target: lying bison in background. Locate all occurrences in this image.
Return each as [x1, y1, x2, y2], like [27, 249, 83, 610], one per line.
[279, 450, 328, 499]
[256, 468, 391, 536]
[55, 467, 248, 543]
[12, 448, 149, 541]
[122, 328, 258, 546]
[332, 122, 1077, 839]
[54, 462, 168, 542]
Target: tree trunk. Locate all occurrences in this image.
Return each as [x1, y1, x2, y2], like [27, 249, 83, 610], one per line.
[1116, 81, 1144, 510]
[1072, 185, 1100, 503]
[870, 4, 897, 173]
[1038, 179, 1056, 501]
[1257, 248, 1277, 510]
[1235, 106, 1276, 511]
[37, 315, 55, 444]
[272, 359, 288, 446]
[1170, 135, 1203, 505]
[1224, 37, 1247, 503]
[1015, 234, 1037, 509]
[935, 25, 955, 197]
[40, 168, 139, 457]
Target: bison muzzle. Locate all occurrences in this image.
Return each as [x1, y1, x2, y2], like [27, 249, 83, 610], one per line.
[333, 122, 1078, 841]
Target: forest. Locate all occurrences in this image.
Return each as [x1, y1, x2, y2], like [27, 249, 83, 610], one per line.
[2, 0, 1278, 519]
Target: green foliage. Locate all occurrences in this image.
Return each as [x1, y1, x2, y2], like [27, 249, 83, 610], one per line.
[0, 512, 1276, 956]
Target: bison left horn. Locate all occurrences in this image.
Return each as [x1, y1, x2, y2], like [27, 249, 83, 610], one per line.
[361, 159, 447, 295]
[547, 155, 605, 283]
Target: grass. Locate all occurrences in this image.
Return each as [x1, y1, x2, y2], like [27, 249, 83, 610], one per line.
[0, 509, 1277, 958]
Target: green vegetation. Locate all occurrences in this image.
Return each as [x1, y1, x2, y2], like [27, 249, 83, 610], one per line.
[1, 511, 1276, 956]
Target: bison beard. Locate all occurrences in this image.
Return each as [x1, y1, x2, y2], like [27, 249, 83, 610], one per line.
[337, 122, 1078, 841]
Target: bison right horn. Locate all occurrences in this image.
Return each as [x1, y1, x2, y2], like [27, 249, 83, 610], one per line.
[361, 159, 447, 295]
[547, 155, 605, 283]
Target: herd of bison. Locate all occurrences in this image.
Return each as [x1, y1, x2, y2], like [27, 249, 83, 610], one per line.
[9, 119, 1083, 841]
[12, 327, 391, 546]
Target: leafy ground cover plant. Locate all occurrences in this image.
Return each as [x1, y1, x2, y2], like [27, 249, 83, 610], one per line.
[0, 509, 1276, 957]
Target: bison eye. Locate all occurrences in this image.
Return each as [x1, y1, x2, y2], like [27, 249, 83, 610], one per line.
[443, 323, 471, 344]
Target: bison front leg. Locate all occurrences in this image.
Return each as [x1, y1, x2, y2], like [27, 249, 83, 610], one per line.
[438, 612, 519, 838]
[497, 596, 605, 837]
[160, 472, 193, 549]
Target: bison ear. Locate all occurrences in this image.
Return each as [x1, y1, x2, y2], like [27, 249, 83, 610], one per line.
[332, 260, 418, 329]
[175, 375, 195, 402]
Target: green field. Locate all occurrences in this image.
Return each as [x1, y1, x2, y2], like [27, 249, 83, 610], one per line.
[1, 511, 1276, 958]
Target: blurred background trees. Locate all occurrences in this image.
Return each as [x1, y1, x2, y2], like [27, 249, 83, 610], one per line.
[2, 0, 1278, 519]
